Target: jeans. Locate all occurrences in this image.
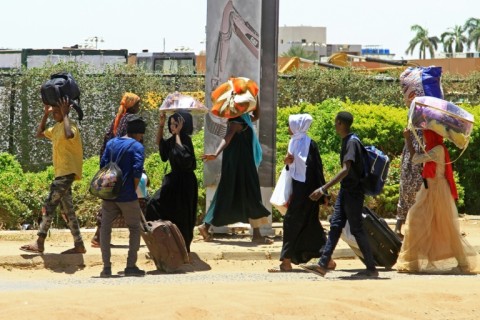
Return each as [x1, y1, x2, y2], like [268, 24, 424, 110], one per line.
[319, 188, 376, 270]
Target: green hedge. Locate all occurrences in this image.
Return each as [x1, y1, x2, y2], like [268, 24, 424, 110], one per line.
[1, 98, 477, 230]
[278, 67, 480, 107]
[1, 61, 480, 229]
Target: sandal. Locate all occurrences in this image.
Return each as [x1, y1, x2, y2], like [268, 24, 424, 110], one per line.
[20, 243, 44, 254]
[299, 263, 328, 277]
[198, 224, 213, 242]
[268, 265, 292, 273]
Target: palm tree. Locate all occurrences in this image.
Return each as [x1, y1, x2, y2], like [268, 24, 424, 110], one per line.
[441, 25, 468, 56]
[281, 45, 316, 60]
[464, 17, 480, 52]
[405, 25, 440, 59]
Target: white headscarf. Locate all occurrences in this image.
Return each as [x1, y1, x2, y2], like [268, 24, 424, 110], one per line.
[287, 114, 313, 182]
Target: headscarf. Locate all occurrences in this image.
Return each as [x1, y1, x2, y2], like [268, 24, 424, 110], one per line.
[113, 92, 141, 135]
[240, 113, 262, 168]
[168, 111, 193, 136]
[287, 114, 313, 182]
[422, 130, 458, 200]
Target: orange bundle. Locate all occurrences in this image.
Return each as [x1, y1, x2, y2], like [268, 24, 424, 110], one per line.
[211, 77, 259, 118]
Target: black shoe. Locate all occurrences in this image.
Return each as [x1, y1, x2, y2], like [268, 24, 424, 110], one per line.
[100, 267, 112, 278]
[351, 269, 379, 278]
[124, 266, 145, 277]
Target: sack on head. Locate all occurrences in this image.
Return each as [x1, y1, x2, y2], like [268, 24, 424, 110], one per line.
[399, 66, 443, 106]
[40, 72, 83, 120]
[211, 77, 258, 118]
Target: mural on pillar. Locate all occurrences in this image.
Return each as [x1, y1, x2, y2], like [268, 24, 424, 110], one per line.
[204, 0, 261, 186]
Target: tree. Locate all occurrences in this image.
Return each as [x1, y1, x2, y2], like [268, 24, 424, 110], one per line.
[441, 25, 468, 56]
[405, 25, 440, 59]
[281, 45, 316, 60]
[464, 17, 480, 52]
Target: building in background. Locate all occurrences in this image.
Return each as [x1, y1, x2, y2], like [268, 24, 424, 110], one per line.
[278, 26, 327, 60]
[0, 48, 128, 71]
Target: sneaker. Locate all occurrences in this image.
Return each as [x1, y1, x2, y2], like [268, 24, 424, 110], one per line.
[100, 267, 112, 278]
[351, 269, 379, 278]
[124, 266, 146, 277]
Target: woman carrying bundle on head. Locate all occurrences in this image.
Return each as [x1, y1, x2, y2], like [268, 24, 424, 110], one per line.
[396, 129, 478, 274]
[146, 111, 198, 254]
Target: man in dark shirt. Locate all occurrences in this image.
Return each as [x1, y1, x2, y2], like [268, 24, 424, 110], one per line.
[301, 111, 378, 278]
[99, 115, 147, 278]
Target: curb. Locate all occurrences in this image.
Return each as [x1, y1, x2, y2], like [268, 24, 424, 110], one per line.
[0, 247, 358, 270]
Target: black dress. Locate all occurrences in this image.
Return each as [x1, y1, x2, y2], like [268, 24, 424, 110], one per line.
[146, 134, 198, 252]
[203, 117, 270, 226]
[280, 140, 327, 264]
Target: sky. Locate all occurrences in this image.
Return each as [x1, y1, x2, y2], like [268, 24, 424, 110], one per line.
[1, 0, 479, 60]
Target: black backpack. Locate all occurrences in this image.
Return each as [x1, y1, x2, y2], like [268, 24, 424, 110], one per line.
[40, 72, 83, 120]
[350, 135, 390, 196]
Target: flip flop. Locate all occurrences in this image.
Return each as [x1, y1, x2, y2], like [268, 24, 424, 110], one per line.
[267, 265, 292, 273]
[198, 225, 213, 242]
[300, 264, 327, 277]
[19, 244, 44, 254]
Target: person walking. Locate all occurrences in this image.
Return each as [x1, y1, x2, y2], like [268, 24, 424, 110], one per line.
[394, 130, 423, 239]
[396, 129, 478, 274]
[268, 114, 332, 272]
[20, 98, 86, 254]
[301, 111, 378, 278]
[98, 115, 147, 277]
[199, 105, 272, 244]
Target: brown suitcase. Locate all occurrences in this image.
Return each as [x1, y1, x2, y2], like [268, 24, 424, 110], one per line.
[140, 215, 189, 273]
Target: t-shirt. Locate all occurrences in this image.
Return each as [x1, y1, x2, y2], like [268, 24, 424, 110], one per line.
[340, 133, 364, 192]
[43, 121, 83, 180]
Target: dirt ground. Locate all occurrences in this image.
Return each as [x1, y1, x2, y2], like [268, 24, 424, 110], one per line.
[1, 218, 479, 320]
[1, 257, 479, 320]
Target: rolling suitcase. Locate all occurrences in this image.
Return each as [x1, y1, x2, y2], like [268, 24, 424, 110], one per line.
[341, 207, 402, 270]
[140, 214, 189, 273]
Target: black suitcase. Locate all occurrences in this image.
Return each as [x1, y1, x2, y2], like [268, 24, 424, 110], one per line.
[341, 207, 402, 270]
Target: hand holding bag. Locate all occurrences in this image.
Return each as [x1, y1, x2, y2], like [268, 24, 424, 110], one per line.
[269, 166, 293, 215]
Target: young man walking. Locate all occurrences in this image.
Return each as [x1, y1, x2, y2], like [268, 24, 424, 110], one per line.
[301, 111, 378, 278]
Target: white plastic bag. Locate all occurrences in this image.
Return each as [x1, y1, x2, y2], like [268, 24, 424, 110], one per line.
[270, 167, 293, 215]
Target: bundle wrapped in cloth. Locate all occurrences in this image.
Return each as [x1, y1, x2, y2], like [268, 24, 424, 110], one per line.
[211, 77, 259, 118]
[408, 96, 474, 149]
[159, 92, 208, 114]
[400, 66, 443, 104]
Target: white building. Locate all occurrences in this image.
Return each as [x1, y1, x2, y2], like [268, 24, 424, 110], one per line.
[278, 26, 327, 59]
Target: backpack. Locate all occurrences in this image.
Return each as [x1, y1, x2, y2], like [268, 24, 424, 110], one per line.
[89, 141, 136, 200]
[40, 72, 83, 121]
[350, 135, 390, 196]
